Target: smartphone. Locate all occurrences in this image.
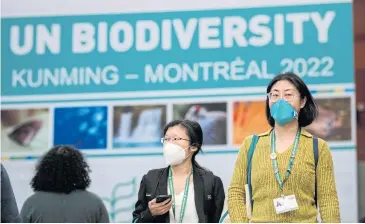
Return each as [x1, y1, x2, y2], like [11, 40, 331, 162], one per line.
[156, 195, 172, 203]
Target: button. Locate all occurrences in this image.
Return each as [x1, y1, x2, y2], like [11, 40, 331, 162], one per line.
[270, 152, 277, 160]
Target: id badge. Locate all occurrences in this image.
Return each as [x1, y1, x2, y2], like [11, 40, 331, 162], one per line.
[273, 195, 299, 214]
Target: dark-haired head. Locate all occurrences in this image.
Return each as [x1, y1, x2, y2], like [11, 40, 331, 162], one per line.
[163, 119, 204, 169]
[31, 145, 91, 194]
[266, 72, 318, 127]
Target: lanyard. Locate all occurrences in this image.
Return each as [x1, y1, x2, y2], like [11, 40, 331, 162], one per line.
[168, 168, 192, 223]
[270, 128, 301, 195]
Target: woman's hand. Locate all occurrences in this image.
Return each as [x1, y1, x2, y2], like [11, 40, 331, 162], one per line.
[148, 198, 173, 216]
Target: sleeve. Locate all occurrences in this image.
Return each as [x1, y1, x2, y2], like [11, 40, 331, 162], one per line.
[316, 140, 341, 223]
[132, 175, 154, 223]
[98, 200, 110, 223]
[1, 164, 22, 223]
[227, 137, 251, 223]
[211, 176, 225, 223]
[20, 198, 32, 223]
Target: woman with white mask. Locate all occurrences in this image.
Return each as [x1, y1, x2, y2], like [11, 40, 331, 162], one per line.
[132, 119, 225, 223]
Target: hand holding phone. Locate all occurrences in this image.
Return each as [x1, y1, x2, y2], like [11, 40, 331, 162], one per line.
[148, 195, 173, 216]
[156, 195, 172, 203]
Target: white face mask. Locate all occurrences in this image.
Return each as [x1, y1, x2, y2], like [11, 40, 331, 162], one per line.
[163, 143, 188, 166]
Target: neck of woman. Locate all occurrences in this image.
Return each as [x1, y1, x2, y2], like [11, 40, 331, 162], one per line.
[171, 159, 193, 177]
[274, 120, 300, 141]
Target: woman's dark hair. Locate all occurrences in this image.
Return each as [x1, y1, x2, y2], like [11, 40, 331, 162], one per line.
[163, 119, 205, 169]
[31, 145, 91, 194]
[266, 72, 318, 127]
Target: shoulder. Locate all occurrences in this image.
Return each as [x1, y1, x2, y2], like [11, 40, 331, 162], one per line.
[238, 135, 254, 152]
[245, 129, 272, 142]
[316, 137, 332, 155]
[1, 163, 8, 180]
[303, 128, 330, 152]
[146, 168, 165, 175]
[257, 129, 272, 138]
[239, 129, 271, 151]
[1, 166, 8, 186]
[195, 167, 223, 185]
[144, 168, 166, 179]
[79, 190, 103, 200]
[22, 192, 42, 209]
[139, 168, 167, 186]
[195, 169, 224, 195]
[24, 191, 45, 201]
[302, 130, 332, 160]
[212, 174, 224, 188]
[317, 137, 329, 148]
[73, 190, 106, 208]
[194, 165, 212, 175]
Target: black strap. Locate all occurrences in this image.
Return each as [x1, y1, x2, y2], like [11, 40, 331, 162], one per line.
[313, 136, 319, 206]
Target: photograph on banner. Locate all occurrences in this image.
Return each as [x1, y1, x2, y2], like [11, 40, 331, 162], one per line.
[233, 101, 270, 145]
[1, 108, 49, 153]
[173, 102, 227, 145]
[53, 106, 108, 150]
[233, 97, 353, 145]
[305, 97, 352, 142]
[113, 105, 167, 148]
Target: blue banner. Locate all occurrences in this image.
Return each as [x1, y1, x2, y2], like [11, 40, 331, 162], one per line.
[1, 3, 353, 96]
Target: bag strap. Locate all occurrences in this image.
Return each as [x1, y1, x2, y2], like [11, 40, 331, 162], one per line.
[219, 210, 229, 223]
[313, 136, 319, 206]
[247, 135, 259, 209]
[219, 135, 259, 223]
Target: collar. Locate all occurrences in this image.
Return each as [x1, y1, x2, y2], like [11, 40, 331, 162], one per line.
[166, 165, 206, 177]
[258, 128, 312, 138]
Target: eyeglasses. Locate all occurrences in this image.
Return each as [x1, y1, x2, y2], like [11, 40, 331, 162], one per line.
[161, 137, 190, 144]
[267, 92, 298, 102]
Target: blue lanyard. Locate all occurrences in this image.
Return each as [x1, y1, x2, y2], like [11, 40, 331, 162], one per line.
[168, 168, 192, 223]
[270, 128, 301, 194]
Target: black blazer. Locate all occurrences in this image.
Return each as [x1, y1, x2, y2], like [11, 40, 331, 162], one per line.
[132, 166, 225, 223]
[1, 164, 22, 223]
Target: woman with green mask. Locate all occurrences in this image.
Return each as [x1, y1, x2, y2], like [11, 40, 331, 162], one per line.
[227, 72, 340, 223]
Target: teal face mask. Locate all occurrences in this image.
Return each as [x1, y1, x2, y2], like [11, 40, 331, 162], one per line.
[270, 99, 298, 126]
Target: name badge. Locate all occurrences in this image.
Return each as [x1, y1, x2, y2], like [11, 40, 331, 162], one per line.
[273, 195, 299, 214]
